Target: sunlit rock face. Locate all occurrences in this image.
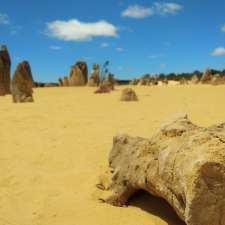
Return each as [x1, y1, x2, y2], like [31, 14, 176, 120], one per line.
[69, 61, 88, 86]
[101, 113, 225, 225]
[11, 61, 34, 103]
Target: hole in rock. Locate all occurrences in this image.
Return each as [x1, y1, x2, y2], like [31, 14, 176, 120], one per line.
[129, 190, 186, 225]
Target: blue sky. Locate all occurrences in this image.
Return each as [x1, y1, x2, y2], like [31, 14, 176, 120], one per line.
[1, 0, 225, 82]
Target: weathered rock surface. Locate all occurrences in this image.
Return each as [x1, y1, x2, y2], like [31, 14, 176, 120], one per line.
[100, 113, 225, 225]
[120, 88, 138, 101]
[11, 61, 34, 103]
[0, 45, 11, 95]
[201, 69, 212, 84]
[100, 74, 115, 91]
[63, 76, 70, 86]
[88, 64, 100, 87]
[94, 83, 111, 94]
[69, 61, 88, 86]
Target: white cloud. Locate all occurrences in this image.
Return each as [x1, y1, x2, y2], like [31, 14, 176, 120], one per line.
[116, 47, 124, 52]
[211, 47, 225, 56]
[100, 42, 109, 48]
[46, 19, 118, 41]
[0, 13, 10, 25]
[221, 24, 225, 32]
[154, 2, 182, 15]
[121, 5, 153, 18]
[49, 45, 62, 50]
[121, 2, 182, 19]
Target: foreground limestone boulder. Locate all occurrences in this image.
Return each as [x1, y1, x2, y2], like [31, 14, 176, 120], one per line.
[0, 45, 11, 95]
[69, 61, 88, 86]
[88, 64, 100, 86]
[11, 61, 34, 103]
[120, 88, 138, 101]
[100, 113, 225, 225]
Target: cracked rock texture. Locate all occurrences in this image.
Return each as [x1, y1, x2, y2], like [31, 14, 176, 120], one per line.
[11, 61, 34, 103]
[102, 113, 225, 225]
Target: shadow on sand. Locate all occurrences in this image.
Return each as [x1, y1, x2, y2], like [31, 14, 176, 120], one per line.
[129, 190, 186, 225]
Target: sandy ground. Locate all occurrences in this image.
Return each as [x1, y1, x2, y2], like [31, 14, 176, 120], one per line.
[1, 84, 225, 225]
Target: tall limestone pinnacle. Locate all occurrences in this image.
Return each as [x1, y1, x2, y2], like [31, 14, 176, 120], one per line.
[0, 45, 11, 95]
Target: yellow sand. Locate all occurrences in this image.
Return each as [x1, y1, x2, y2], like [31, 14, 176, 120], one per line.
[1, 85, 225, 225]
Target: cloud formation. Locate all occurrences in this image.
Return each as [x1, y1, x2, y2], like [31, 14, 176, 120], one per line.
[0, 13, 10, 25]
[121, 2, 182, 19]
[122, 5, 153, 18]
[154, 2, 182, 15]
[211, 47, 225, 56]
[46, 19, 118, 41]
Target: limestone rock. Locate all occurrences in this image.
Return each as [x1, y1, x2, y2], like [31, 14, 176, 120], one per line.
[201, 69, 212, 84]
[94, 83, 111, 94]
[100, 113, 225, 225]
[101, 74, 115, 91]
[120, 88, 138, 101]
[11, 61, 34, 103]
[69, 61, 88, 86]
[0, 45, 11, 95]
[88, 64, 100, 87]
[63, 76, 70, 86]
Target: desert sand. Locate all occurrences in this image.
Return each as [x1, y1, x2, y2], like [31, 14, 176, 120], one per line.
[1, 85, 225, 225]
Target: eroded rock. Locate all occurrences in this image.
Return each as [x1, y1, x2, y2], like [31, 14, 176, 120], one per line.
[11, 61, 34, 103]
[69, 61, 88, 86]
[0, 45, 11, 95]
[201, 69, 212, 84]
[100, 113, 225, 225]
[88, 64, 100, 87]
[94, 83, 111, 94]
[120, 88, 138, 101]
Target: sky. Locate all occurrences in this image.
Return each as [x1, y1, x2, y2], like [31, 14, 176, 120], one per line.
[1, 0, 225, 82]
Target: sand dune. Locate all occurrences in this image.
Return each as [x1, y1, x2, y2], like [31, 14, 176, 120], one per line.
[0, 85, 225, 225]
